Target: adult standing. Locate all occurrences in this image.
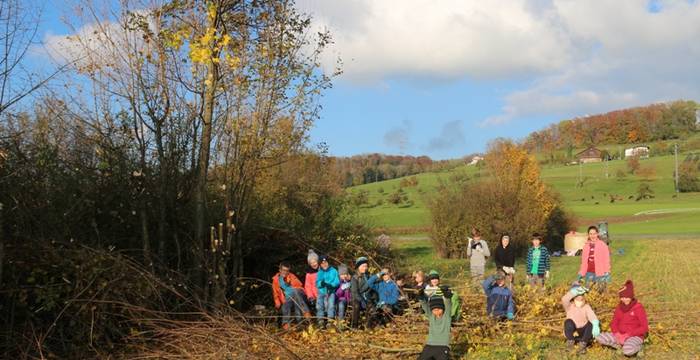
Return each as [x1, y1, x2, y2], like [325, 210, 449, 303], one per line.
[494, 234, 516, 288]
[578, 226, 611, 292]
[467, 228, 490, 283]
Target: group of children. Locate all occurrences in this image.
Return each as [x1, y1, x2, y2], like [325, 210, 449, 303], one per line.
[271, 225, 649, 358]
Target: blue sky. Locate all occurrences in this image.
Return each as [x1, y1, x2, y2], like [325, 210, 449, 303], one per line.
[32, 0, 700, 160]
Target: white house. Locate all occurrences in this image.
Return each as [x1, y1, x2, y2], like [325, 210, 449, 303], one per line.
[624, 146, 650, 159]
[467, 156, 484, 166]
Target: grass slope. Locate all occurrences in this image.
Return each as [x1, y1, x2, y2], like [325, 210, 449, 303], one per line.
[352, 154, 700, 235]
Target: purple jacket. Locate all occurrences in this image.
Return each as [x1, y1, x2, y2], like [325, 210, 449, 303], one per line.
[335, 280, 352, 302]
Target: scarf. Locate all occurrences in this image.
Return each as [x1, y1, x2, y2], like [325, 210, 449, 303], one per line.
[618, 298, 638, 313]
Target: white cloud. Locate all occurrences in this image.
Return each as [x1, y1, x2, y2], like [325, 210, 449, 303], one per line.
[298, 0, 574, 82]
[298, 0, 700, 125]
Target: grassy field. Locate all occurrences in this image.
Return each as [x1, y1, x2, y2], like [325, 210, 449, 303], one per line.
[352, 153, 700, 235]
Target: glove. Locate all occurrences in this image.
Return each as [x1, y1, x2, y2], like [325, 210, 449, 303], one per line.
[506, 312, 514, 320]
[440, 285, 452, 299]
[569, 286, 587, 296]
[320, 281, 327, 288]
[417, 287, 425, 298]
[341, 282, 351, 290]
[591, 320, 601, 337]
[545, 271, 550, 279]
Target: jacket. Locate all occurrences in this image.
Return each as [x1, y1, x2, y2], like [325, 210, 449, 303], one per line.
[335, 279, 352, 303]
[420, 296, 453, 347]
[351, 272, 372, 303]
[467, 238, 490, 267]
[304, 266, 319, 300]
[272, 272, 303, 309]
[526, 245, 551, 276]
[611, 301, 649, 338]
[368, 275, 400, 306]
[495, 244, 516, 268]
[482, 275, 515, 317]
[315, 266, 340, 296]
[578, 240, 611, 277]
[561, 291, 598, 328]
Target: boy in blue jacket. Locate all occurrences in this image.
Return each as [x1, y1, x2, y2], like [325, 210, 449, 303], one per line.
[368, 268, 401, 326]
[482, 271, 515, 321]
[315, 255, 339, 327]
[526, 233, 551, 288]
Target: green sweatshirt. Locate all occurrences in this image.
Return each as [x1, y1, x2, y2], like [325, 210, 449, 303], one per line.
[420, 296, 453, 347]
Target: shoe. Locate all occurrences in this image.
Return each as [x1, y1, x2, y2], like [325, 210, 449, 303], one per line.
[303, 312, 312, 318]
[566, 340, 575, 350]
[282, 323, 290, 331]
[576, 342, 587, 355]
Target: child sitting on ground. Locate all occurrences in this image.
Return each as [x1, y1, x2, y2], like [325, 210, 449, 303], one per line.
[561, 283, 600, 355]
[272, 262, 311, 330]
[482, 271, 515, 321]
[417, 288, 453, 360]
[596, 280, 649, 357]
[368, 268, 401, 326]
[335, 265, 352, 323]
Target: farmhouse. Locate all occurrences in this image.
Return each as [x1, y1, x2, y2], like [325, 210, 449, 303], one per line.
[625, 146, 650, 159]
[575, 146, 603, 163]
[467, 156, 484, 166]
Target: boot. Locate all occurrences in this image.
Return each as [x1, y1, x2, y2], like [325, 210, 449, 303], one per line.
[566, 340, 576, 350]
[282, 323, 290, 331]
[576, 342, 587, 355]
[303, 312, 312, 319]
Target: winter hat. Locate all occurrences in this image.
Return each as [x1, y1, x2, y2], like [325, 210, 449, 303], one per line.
[618, 280, 635, 298]
[338, 264, 349, 276]
[307, 250, 319, 264]
[318, 254, 329, 263]
[355, 256, 368, 268]
[428, 270, 440, 280]
[429, 296, 445, 311]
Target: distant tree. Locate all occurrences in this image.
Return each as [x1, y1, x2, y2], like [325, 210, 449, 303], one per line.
[627, 156, 641, 174]
[678, 161, 700, 192]
[636, 183, 655, 201]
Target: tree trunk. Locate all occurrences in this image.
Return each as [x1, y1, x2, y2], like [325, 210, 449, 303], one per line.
[194, 59, 218, 290]
[0, 202, 4, 285]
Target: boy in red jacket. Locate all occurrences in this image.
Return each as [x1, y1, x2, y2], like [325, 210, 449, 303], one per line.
[596, 280, 648, 356]
[272, 262, 311, 330]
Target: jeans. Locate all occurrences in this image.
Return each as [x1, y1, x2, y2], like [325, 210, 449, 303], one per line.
[316, 292, 336, 323]
[337, 300, 348, 320]
[418, 345, 450, 360]
[281, 289, 310, 325]
[564, 319, 593, 343]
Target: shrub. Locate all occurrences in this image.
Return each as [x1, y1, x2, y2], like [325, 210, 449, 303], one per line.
[678, 161, 700, 192]
[636, 183, 655, 201]
[351, 189, 369, 206]
[616, 169, 627, 180]
[627, 156, 640, 174]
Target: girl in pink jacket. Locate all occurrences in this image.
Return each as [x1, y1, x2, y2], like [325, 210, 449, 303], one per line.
[578, 225, 611, 292]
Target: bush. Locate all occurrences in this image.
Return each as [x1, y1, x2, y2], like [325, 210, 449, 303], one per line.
[678, 161, 700, 192]
[627, 156, 640, 174]
[615, 168, 627, 180]
[636, 183, 655, 201]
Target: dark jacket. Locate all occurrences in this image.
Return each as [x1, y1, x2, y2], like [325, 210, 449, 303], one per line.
[526, 246, 551, 276]
[495, 244, 516, 269]
[351, 272, 372, 303]
[482, 275, 515, 317]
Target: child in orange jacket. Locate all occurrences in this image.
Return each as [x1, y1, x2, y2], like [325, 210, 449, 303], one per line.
[272, 261, 311, 329]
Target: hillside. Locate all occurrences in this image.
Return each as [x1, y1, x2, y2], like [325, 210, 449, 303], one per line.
[350, 153, 700, 236]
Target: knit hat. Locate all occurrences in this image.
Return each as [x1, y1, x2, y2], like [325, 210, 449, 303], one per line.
[355, 256, 368, 268]
[307, 250, 319, 264]
[318, 254, 329, 263]
[618, 280, 635, 298]
[429, 296, 445, 311]
[428, 270, 440, 280]
[338, 264, 349, 276]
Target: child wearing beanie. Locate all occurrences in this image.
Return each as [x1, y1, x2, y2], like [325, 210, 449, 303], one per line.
[417, 287, 453, 360]
[335, 264, 352, 322]
[595, 280, 649, 356]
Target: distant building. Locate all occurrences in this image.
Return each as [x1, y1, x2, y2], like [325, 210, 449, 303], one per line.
[625, 146, 650, 159]
[575, 147, 603, 163]
[467, 156, 484, 166]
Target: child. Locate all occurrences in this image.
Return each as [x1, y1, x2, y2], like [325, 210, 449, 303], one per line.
[424, 270, 461, 322]
[578, 225, 611, 292]
[467, 228, 490, 282]
[526, 233, 550, 288]
[368, 268, 401, 326]
[495, 234, 516, 288]
[272, 262, 312, 330]
[335, 265, 352, 322]
[482, 271, 515, 320]
[304, 250, 320, 308]
[417, 290, 453, 360]
[410, 270, 427, 303]
[561, 283, 600, 355]
[315, 255, 339, 327]
[596, 280, 649, 357]
[350, 256, 374, 328]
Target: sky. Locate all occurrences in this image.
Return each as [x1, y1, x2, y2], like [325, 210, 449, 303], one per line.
[32, 0, 700, 160]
